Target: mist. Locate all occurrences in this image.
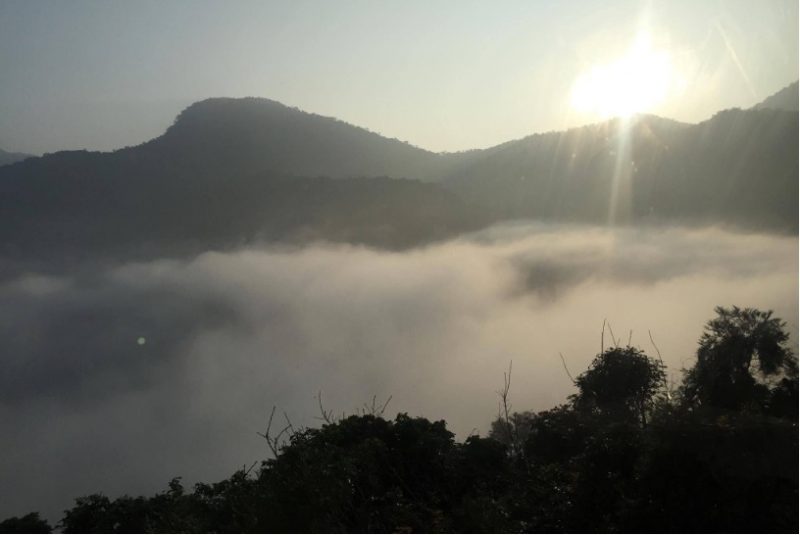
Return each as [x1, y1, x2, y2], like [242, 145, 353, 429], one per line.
[0, 222, 796, 521]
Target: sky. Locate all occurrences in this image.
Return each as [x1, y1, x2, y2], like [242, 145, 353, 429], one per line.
[0, 0, 797, 155]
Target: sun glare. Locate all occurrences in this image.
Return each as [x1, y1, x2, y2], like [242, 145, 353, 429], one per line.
[571, 33, 675, 118]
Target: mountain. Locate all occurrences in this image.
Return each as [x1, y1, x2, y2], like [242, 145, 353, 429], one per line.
[0, 99, 487, 276]
[442, 109, 798, 232]
[753, 81, 798, 112]
[0, 148, 33, 167]
[140, 97, 453, 181]
[0, 165, 483, 277]
[0, 95, 796, 276]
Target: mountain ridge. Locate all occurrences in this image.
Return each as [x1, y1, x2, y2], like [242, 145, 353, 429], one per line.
[0, 148, 34, 167]
[15, 80, 797, 173]
[0, 89, 796, 277]
[753, 81, 798, 112]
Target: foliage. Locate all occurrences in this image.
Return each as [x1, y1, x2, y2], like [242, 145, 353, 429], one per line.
[573, 346, 667, 425]
[3, 307, 797, 533]
[683, 306, 797, 411]
[0, 513, 51, 534]
[631, 407, 798, 533]
[488, 410, 535, 451]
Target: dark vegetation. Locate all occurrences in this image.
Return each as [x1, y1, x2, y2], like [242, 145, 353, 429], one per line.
[0, 172, 482, 277]
[4, 306, 796, 533]
[0, 83, 797, 280]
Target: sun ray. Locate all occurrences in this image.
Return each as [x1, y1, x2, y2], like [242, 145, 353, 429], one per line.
[607, 118, 634, 226]
[715, 21, 758, 100]
[571, 31, 674, 119]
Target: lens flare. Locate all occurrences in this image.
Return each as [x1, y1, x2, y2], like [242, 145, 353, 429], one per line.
[571, 32, 675, 118]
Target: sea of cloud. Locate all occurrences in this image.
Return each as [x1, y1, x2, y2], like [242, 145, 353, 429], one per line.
[0, 222, 796, 521]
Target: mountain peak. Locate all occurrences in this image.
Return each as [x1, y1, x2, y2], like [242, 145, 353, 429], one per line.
[146, 96, 440, 180]
[164, 97, 310, 137]
[171, 97, 292, 124]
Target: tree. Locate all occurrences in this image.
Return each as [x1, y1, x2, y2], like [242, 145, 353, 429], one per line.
[573, 346, 666, 426]
[682, 306, 797, 411]
[256, 413, 460, 532]
[0, 512, 52, 533]
[7, 310, 797, 533]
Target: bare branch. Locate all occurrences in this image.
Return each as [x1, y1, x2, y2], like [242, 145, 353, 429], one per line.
[496, 361, 520, 456]
[257, 406, 286, 458]
[266, 405, 276, 435]
[601, 318, 606, 355]
[648, 329, 672, 398]
[559, 352, 576, 384]
[243, 460, 258, 476]
[648, 330, 664, 365]
[316, 391, 334, 424]
[607, 322, 619, 347]
[283, 411, 295, 434]
[379, 395, 392, 416]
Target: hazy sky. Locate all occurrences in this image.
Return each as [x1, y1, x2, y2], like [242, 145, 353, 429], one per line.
[1, 0, 797, 154]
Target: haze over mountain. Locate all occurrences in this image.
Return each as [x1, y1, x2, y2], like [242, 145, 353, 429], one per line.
[0, 83, 797, 277]
[0, 148, 33, 167]
[445, 108, 797, 231]
[753, 81, 799, 112]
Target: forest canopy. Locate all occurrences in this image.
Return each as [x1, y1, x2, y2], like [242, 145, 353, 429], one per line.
[2, 306, 796, 533]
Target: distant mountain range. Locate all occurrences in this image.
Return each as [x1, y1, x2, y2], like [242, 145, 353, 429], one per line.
[443, 108, 796, 230]
[0, 149, 33, 167]
[0, 82, 797, 274]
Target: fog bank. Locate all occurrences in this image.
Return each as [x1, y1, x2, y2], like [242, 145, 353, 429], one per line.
[0, 223, 796, 520]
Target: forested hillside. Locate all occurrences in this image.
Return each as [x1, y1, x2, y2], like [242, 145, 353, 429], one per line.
[1, 90, 796, 279]
[443, 108, 798, 232]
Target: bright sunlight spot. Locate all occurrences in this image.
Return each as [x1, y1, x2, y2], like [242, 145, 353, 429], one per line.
[571, 32, 677, 118]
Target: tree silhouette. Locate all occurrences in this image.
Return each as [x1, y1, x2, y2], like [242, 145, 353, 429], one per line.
[3, 308, 797, 533]
[573, 346, 666, 426]
[0, 513, 51, 534]
[683, 306, 797, 411]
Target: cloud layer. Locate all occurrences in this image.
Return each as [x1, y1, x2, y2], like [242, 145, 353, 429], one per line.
[1, 223, 796, 521]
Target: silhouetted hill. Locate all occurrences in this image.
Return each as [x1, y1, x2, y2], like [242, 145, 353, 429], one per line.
[142, 97, 452, 180]
[0, 94, 796, 275]
[0, 99, 486, 274]
[753, 81, 798, 112]
[0, 148, 33, 167]
[442, 109, 798, 232]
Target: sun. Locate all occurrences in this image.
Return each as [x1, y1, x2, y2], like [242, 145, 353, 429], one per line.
[571, 33, 674, 118]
